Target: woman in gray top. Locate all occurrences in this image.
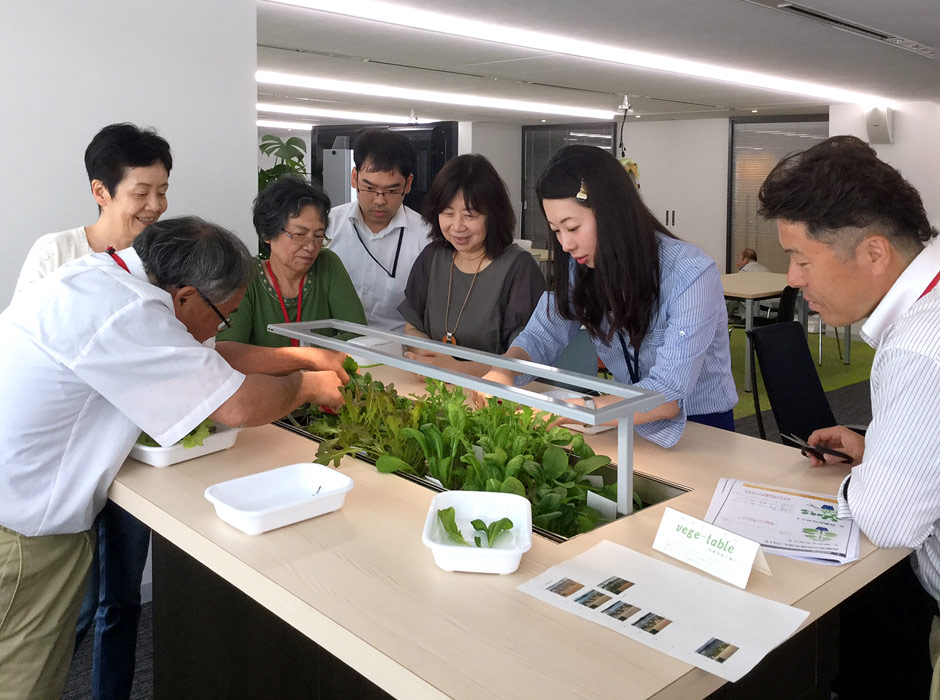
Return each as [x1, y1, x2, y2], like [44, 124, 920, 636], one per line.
[399, 154, 545, 376]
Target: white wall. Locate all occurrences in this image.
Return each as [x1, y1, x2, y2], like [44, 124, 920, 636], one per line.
[0, 1, 258, 308]
[619, 118, 730, 266]
[829, 102, 940, 229]
[457, 122, 523, 237]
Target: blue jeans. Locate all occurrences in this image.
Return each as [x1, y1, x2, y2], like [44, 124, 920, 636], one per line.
[74, 501, 151, 700]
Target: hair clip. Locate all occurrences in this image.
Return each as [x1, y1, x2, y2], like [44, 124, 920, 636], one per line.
[576, 180, 588, 202]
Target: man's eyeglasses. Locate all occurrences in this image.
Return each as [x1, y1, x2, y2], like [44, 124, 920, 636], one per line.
[281, 229, 331, 246]
[357, 186, 405, 200]
[197, 289, 233, 332]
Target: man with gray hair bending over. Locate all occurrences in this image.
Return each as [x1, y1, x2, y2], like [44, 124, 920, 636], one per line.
[0, 217, 346, 699]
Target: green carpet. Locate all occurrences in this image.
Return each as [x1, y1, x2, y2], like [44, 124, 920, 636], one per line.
[730, 328, 875, 419]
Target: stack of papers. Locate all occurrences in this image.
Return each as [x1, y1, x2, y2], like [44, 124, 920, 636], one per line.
[705, 479, 860, 565]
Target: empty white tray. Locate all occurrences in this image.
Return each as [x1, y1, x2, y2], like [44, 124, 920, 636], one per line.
[130, 426, 240, 468]
[422, 491, 532, 575]
[204, 462, 354, 535]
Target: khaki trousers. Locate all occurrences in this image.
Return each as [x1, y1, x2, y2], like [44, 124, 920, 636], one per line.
[0, 524, 94, 700]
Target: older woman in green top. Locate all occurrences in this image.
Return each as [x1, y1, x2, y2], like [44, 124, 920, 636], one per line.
[218, 176, 366, 347]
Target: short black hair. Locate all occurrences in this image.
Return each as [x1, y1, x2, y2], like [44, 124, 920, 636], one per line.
[134, 216, 253, 303]
[758, 135, 936, 257]
[422, 154, 516, 259]
[84, 123, 172, 195]
[252, 175, 331, 244]
[353, 129, 417, 179]
[741, 248, 757, 262]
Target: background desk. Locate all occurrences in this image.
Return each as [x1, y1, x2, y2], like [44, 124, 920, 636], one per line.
[110, 368, 905, 699]
[721, 272, 789, 392]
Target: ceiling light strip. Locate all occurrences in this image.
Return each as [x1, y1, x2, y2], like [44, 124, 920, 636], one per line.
[257, 70, 615, 119]
[258, 102, 437, 123]
[270, 0, 894, 106]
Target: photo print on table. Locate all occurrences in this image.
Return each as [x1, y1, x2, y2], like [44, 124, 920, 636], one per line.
[695, 638, 740, 664]
[547, 578, 585, 597]
[632, 612, 672, 635]
[602, 600, 641, 621]
[574, 589, 612, 610]
[597, 575, 635, 594]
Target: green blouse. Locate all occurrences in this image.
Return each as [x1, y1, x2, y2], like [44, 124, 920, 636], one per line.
[217, 250, 366, 347]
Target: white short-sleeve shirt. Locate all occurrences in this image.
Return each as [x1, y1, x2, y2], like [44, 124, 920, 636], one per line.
[14, 226, 92, 299]
[325, 201, 430, 331]
[0, 248, 245, 535]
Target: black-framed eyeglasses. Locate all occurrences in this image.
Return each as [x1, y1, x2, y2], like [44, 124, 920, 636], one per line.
[356, 186, 405, 200]
[196, 289, 232, 331]
[280, 228, 331, 246]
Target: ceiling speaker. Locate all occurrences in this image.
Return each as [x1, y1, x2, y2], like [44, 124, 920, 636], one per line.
[866, 107, 893, 144]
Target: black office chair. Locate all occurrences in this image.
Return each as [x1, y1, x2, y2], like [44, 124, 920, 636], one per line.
[746, 321, 837, 442]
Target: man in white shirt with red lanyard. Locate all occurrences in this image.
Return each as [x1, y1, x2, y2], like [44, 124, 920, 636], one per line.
[0, 216, 346, 699]
[758, 134, 940, 699]
[326, 128, 430, 332]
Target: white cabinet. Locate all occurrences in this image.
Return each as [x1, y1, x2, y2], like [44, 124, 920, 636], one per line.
[619, 118, 729, 268]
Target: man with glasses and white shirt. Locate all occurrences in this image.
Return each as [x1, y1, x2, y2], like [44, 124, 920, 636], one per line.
[326, 129, 431, 332]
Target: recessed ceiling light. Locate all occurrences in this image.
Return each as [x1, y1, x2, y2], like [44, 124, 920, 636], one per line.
[635, 114, 641, 118]
[258, 102, 438, 124]
[270, 0, 894, 107]
[751, 109, 759, 113]
[541, 119, 547, 123]
[256, 71, 615, 120]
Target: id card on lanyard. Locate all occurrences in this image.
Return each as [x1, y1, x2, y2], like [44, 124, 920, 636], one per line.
[617, 333, 640, 384]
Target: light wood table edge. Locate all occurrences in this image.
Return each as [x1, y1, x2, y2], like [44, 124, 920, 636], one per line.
[108, 478, 449, 700]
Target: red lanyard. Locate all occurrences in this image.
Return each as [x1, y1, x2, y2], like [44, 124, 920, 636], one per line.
[920, 269, 940, 300]
[265, 260, 304, 347]
[106, 246, 130, 273]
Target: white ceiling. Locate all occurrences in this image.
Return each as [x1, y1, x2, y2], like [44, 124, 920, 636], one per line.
[256, 0, 940, 126]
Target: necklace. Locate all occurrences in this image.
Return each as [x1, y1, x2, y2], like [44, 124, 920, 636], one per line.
[442, 251, 485, 344]
[265, 260, 305, 347]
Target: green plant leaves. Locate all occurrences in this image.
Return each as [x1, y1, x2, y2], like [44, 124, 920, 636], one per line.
[437, 507, 470, 546]
[470, 517, 514, 547]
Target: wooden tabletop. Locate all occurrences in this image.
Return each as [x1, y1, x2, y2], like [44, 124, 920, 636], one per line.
[109, 367, 904, 699]
[721, 272, 789, 300]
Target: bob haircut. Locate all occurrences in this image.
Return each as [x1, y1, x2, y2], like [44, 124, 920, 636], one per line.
[353, 128, 417, 179]
[84, 122, 173, 196]
[133, 216, 253, 304]
[253, 175, 331, 245]
[422, 154, 516, 259]
[537, 145, 673, 345]
[759, 135, 936, 259]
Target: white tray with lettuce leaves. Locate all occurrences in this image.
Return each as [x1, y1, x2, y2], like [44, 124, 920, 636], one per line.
[130, 420, 240, 468]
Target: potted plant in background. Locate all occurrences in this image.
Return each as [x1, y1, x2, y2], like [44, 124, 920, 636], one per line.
[258, 134, 308, 191]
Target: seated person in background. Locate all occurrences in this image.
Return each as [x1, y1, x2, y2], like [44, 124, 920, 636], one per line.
[0, 216, 345, 698]
[735, 247, 769, 272]
[398, 154, 545, 376]
[476, 145, 737, 447]
[325, 128, 431, 332]
[218, 175, 366, 346]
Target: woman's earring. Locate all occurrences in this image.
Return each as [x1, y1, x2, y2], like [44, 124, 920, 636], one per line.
[576, 180, 588, 202]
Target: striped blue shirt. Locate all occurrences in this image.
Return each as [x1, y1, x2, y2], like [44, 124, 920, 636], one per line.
[513, 234, 737, 447]
[837, 239, 940, 603]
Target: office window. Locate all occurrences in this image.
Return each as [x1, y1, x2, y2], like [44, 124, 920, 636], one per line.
[522, 123, 615, 248]
[729, 118, 828, 272]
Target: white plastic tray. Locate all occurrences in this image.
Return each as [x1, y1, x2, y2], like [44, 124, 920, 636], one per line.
[204, 462, 354, 535]
[422, 491, 532, 575]
[129, 426, 240, 468]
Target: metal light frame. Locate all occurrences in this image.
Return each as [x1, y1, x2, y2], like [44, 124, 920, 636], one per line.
[269, 320, 665, 514]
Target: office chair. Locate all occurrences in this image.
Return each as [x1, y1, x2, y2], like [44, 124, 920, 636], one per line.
[746, 321, 837, 442]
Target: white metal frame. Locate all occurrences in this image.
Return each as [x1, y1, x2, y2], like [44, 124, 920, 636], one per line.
[269, 320, 665, 515]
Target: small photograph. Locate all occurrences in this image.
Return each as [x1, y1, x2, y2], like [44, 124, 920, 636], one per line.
[601, 600, 641, 621]
[547, 577, 585, 598]
[632, 612, 672, 635]
[574, 589, 612, 610]
[597, 575, 635, 595]
[695, 637, 740, 664]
